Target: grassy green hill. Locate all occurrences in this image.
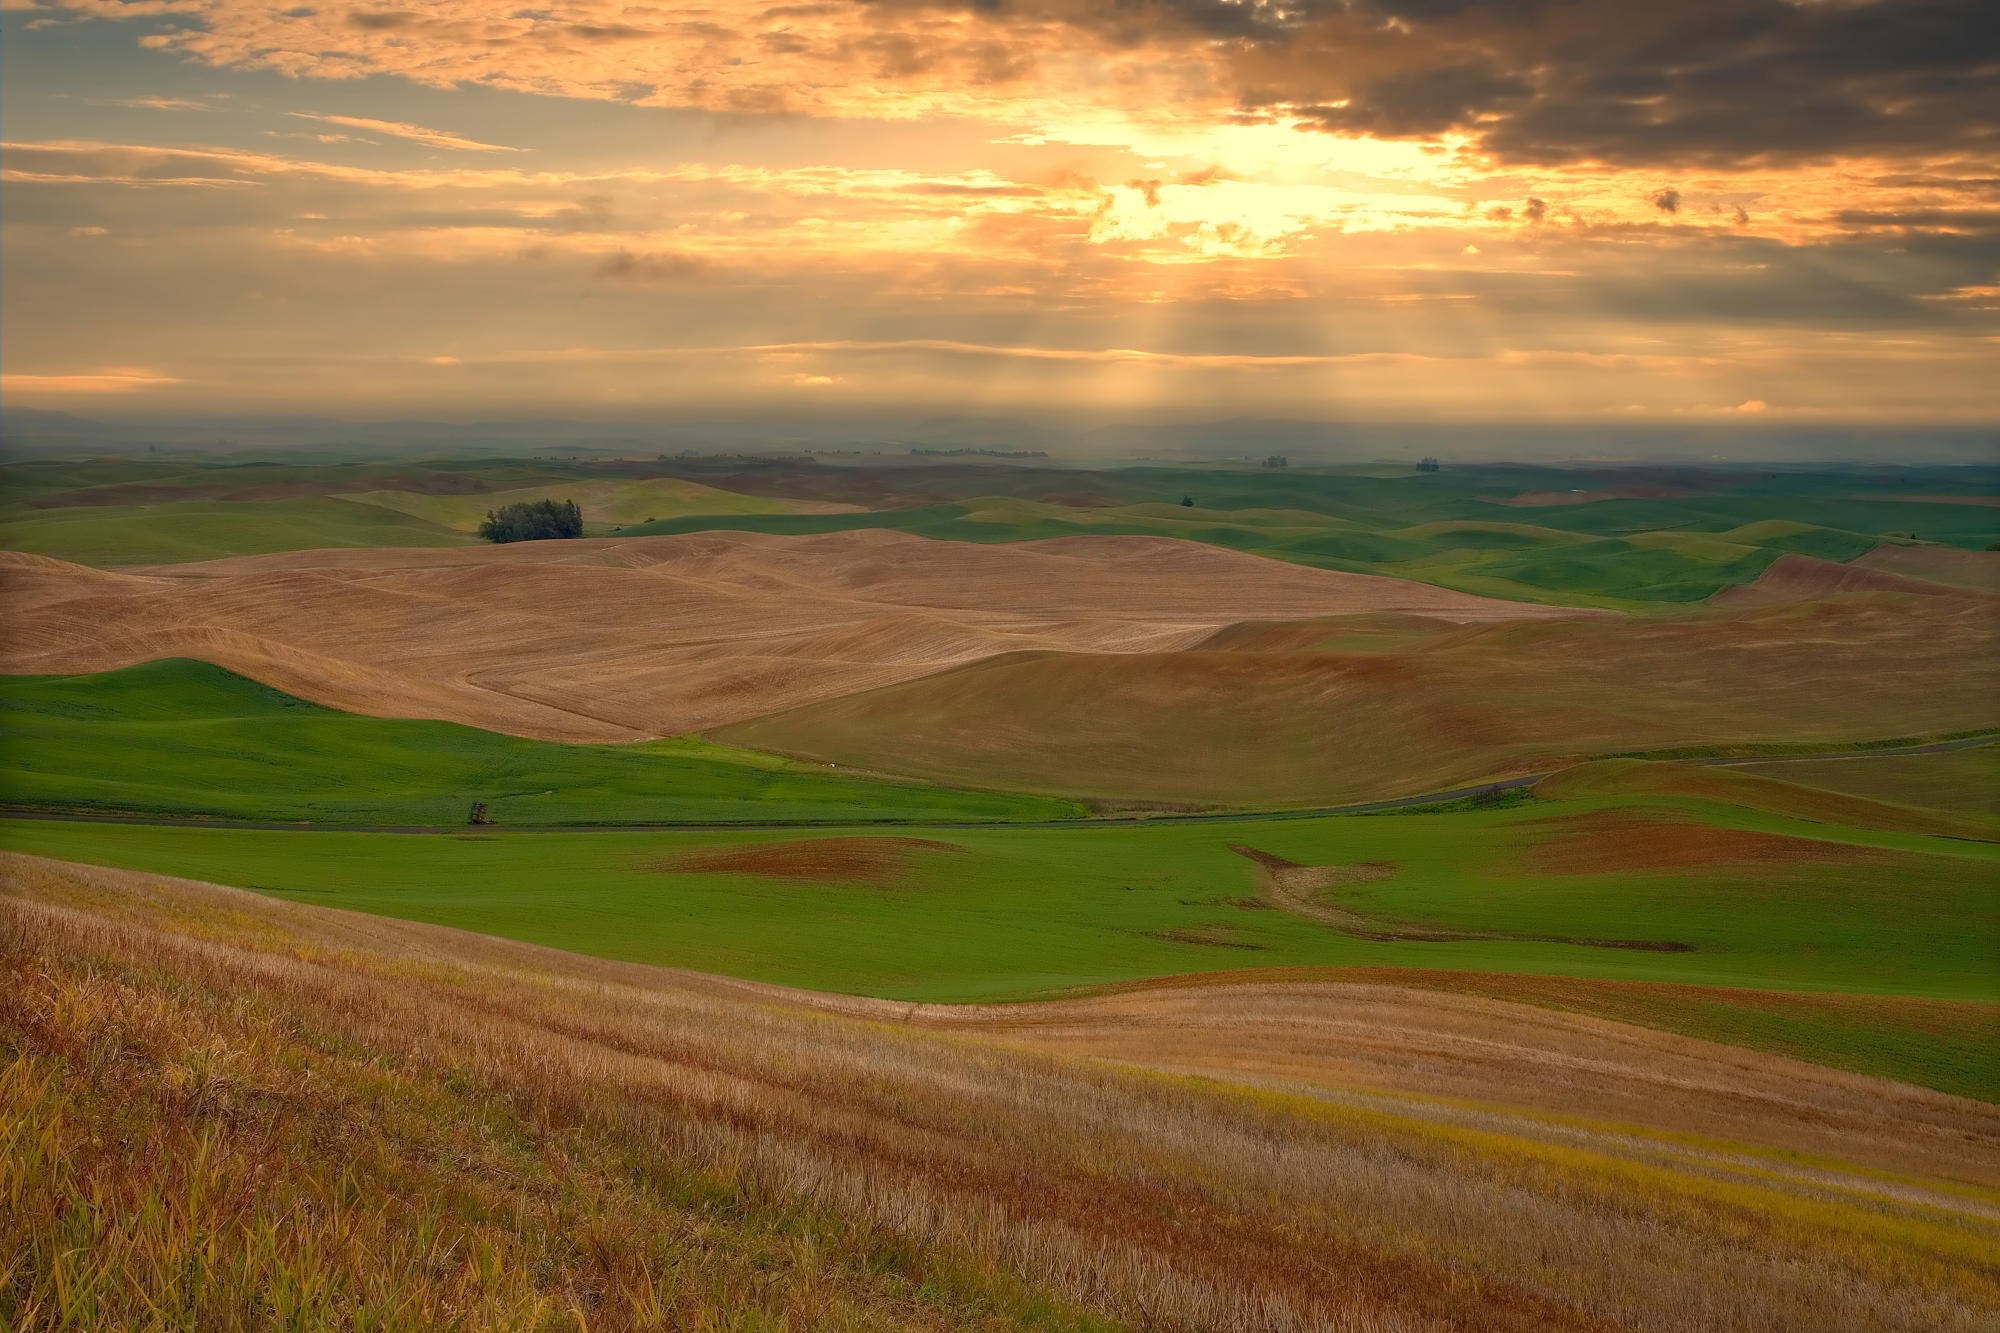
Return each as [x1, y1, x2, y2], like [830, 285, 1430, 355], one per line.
[0, 497, 477, 566]
[0, 660, 1084, 825]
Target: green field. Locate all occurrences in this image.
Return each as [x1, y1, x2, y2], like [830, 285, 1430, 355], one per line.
[0, 456, 823, 565]
[0, 661, 1085, 825]
[0, 496, 477, 566]
[617, 465, 2000, 610]
[7, 764, 1996, 1094]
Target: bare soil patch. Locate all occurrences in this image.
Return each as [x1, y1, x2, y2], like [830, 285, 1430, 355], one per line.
[1146, 925, 1266, 950]
[656, 835, 962, 885]
[1519, 810, 1891, 876]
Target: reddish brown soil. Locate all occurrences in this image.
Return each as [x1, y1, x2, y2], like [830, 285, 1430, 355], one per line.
[659, 836, 962, 884]
[1519, 810, 1892, 875]
[1853, 543, 2000, 592]
[1713, 552, 1981, 606]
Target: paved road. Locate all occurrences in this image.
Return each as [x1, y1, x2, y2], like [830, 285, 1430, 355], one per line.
[4, 734, 1993, 837]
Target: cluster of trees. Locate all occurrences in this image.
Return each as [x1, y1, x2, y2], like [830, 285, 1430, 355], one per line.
[1261, 454, 1289, 469]
[1416, 457, 1442, 473]
[478, 499, 583, 543]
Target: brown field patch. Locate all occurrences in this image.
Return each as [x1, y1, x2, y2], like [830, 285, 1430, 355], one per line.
[1147, 924, 1267, 950]
[1854, 542, 2000, 592]
[1520, 809, 1893, 876]
[657, 835, 962, 884]
[1713, 551, 1984, 606]
[719, 586, 1997, 806]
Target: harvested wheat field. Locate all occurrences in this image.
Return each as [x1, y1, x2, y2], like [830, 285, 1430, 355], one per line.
[721, 586, 2000, 805]
[5, 852, 1997, 1332]
[0, 530, 1568, 742]
[1709, 552, 1982, 606]
[1852, 543, 2000, 593]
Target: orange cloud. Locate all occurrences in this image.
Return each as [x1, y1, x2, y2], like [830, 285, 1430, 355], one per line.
[1, 369, 182, 394]
[290, 114, 522, 153]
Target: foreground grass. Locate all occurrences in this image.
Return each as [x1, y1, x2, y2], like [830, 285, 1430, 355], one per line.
[6, 854, 1997, 1332]
[0, 660, 1085, 825]
[1092, 966, 2000, 1104]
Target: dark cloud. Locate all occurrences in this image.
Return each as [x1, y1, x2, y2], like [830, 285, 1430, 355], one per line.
[1523, 196, 1546, 223]
[1018, 0, 2000, 168]
[594, 250, 708, 283]
[1652, 188, 1681, 214]
[344, 10, 416, 31]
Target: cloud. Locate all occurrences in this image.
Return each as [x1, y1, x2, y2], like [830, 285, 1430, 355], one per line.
[0, 369, 181, 394]
[593, 250, 707, 283]
[1652, 188, 1682, 214]
[100, 95, 212, 112]
[290, 113, 521, 153]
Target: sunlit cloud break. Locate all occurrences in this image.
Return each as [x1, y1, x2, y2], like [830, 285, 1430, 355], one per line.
[0, 0, 1992, 424]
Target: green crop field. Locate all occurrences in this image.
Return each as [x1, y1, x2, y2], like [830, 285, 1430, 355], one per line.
[338, 475, 823, 533]
[7, 767, 1996, 1094]
[0, 661, 1085, 825]
[0, 496, 478, 566]
[618, 463, 2000, 609]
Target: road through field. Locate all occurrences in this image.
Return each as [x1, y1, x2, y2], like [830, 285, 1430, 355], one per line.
[6, 732, 1993, 834]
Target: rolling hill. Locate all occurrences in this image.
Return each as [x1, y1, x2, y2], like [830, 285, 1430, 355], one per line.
[719, 585, 1999, 806]
[0, 530, 1570, 742]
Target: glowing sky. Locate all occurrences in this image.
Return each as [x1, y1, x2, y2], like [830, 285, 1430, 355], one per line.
[2, 0, 1996, 423]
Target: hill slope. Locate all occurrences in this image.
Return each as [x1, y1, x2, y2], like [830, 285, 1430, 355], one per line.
[7, 853, 1996, 1332]
[720, 590, 1999, 805]
[0, 529, 1571, 742]
[0, 659, 1085, 825]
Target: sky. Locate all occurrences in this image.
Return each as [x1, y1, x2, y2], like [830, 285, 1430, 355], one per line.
[1, 0, 1997, 429]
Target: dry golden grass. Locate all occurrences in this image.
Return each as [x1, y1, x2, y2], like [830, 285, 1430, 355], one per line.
[6, 852, 1998, 1331]
[720, 587, 1999, 805]
[0, 530, 1564, 742]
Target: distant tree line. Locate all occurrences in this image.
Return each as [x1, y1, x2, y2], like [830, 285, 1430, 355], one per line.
[478, 499, 583, 543]
[908, 448, 1050, 458]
